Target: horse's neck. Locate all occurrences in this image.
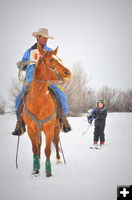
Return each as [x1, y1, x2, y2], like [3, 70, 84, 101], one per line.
[33, 61, 45, 82]
[30, 62, 48, 97]
[30, 81, 48, 97]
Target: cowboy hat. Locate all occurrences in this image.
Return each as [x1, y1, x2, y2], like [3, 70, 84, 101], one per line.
[32, 28, 54, 39]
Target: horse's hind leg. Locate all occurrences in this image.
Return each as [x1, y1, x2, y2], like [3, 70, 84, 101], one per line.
[53, 121, 61, 163]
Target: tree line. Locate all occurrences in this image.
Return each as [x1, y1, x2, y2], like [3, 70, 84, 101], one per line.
[62, 64, 132, 115]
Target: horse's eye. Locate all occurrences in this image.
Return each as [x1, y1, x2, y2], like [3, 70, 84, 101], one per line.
[49, 58, 54, 62]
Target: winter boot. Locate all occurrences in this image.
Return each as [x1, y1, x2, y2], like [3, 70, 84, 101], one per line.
[90, 141, 100, 149]
[100, 142, 105, 147]
[12, 100, 26, 136]
[61, 115, 71, 133]
[94, 141, 97, 145]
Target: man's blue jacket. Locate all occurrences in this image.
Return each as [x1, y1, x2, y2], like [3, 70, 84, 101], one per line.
[16, 43, 68, 114]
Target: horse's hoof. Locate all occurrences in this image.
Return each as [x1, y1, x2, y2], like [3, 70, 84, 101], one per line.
[46, 174, 52, 177]
[56, 158, 62, 164]
[31, 170, 40, 177]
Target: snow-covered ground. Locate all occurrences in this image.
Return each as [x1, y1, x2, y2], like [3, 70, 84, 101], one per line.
[0, 113, 132, 200]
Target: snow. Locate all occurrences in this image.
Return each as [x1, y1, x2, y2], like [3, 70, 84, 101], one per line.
[0, 113, 132, 200]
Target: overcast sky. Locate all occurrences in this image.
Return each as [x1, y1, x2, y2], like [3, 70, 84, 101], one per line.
[0, 0, 132, 99]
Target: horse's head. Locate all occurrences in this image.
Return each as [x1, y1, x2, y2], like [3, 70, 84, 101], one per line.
[34, 44, 71, 83]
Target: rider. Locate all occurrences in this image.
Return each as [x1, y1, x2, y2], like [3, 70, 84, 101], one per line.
[12, 28, 71, 136]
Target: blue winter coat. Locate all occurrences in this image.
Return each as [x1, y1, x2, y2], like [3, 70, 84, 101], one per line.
[87, 106, 107, 127]
[18, 43, 52, 83]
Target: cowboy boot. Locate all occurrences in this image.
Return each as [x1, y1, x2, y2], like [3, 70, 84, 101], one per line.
[12, 101, 26, 136]
[12, 120, 26, 136]
[61, 115, 71, 133]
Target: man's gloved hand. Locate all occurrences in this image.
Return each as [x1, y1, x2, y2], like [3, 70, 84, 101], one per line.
[16, 61, 23, 67]
[88, 119, 92, 124]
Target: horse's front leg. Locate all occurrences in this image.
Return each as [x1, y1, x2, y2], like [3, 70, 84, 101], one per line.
[27, 127, 40, 176]
[38, 134, 42, 159]
[44, 127, 54, 177]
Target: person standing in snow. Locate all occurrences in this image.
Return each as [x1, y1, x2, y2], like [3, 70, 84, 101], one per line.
[12, 28, 71, 136]
[87, 100, 107, 148]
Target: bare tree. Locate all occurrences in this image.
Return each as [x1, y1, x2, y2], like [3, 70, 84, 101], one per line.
[0, 96, 6, 114]
[8, 78, 22, 113]
[122, 90, 132, 112]
[62, 63, 91, 114]
[96, 86, 117, 111]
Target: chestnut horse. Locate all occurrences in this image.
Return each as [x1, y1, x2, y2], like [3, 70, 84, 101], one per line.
[22, 44, 71, 177]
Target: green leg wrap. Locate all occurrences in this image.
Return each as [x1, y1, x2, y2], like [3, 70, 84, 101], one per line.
[33, 155, 40, 171]
[45, 160, 52, 176]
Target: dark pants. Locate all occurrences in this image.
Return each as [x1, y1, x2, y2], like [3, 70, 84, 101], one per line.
[94, 125, 105, 143]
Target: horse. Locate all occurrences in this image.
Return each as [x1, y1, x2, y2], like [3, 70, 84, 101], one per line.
[22, 44, 71, 177]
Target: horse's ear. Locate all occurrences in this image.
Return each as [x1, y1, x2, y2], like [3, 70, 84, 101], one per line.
[53, 46, 59, 55]
[37, 43, 45, 55]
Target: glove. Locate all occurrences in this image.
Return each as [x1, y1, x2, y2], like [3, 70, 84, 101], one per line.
[91, 108, 95, 114]
[16, 61, 23, 67]
[88, 119, 92, 124]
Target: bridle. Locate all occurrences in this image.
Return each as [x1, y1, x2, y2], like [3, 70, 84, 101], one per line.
[33, 55, 64, 85]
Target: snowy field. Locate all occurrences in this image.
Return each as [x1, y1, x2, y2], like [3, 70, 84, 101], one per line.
[0, 113, 132, 200]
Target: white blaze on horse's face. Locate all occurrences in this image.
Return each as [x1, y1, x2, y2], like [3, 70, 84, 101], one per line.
[47, 54, 71, 81]
[52, 55, 66, 68]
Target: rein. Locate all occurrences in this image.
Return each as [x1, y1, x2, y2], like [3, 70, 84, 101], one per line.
[32, 58, 64, 84]
[18, 56, 64, 86]
[41, 59, 64, 82]
[17, 60, 37, 86]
